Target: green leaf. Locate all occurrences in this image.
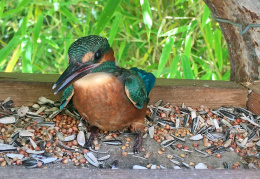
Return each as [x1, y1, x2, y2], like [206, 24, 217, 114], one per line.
[17, 0, 31, 9]
[20, 17, 28, 37]
[117, 40, 126, 64]
[193, 63, 198, 77]
[0, 35, 20, 63]
[21, 38, 32, 73]
[222, 70, 230, 81]
[33, 13, 43, 50]
[157, 36, 174, 77]
[200, 71, 212, 80]
[0, 0, 4, 19]
[184, 34, 192, 58]
[108, 13, 122, 46]
[43, 37, 59, 49]
[5, 45, 21, 72]
[181, 54, 194, 79]
[2, 0, 31, 17]
[205, 23, 213, 49]
[169, 54, 180, 78]
[212, 72, 218, 80]
[60, 6, 80, 24]
[140, 0, 153, 39]
[160, 25, 189, 37]
[214, 29, 223, 70]
[202, 4, 210, 28]
[93, 0, 122, 35]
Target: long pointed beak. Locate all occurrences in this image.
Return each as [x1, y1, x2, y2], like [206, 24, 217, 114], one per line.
[52, 62, 99, 94]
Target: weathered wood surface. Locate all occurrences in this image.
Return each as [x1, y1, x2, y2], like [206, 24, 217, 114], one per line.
[0, 168, 259, 179]
[204, 0, 260, 82]
[243, 81, 260, 115]
[150, 78, 247, 109]
[0, 72, 61, 106]
[0, 72, 247, 109]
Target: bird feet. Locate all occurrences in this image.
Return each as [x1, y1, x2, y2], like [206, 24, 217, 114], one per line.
[133, 131, 142, 154]
[85, 126, 99, 148]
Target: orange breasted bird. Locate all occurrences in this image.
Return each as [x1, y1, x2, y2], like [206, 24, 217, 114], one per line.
[52, 35, 156, 152]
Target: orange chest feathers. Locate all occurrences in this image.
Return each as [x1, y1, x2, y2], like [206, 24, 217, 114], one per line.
[72, 72, 146, 131]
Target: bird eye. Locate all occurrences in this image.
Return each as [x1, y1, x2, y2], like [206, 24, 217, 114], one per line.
[95, 50, 102, 60]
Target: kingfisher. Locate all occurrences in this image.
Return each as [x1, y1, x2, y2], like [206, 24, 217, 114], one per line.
[52, 35, 155, 152]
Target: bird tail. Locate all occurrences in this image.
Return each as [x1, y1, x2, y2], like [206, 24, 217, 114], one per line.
[130, 67, 156, 97]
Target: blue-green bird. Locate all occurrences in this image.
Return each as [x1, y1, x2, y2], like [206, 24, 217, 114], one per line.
[53, 35, 155, 152]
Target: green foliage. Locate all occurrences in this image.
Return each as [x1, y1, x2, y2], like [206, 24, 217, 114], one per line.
[0, 0, 230, 80]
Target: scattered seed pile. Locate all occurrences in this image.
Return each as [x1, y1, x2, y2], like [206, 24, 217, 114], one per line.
[0, 97, 259, 169]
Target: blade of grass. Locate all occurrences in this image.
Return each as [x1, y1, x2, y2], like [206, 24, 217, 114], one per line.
[5, 45, 21, 72]
[214, 29, 223, 70]
[202, 4, 210, 28]
[200, 71, 212, 80]
[184, 34, 192, 58]
[21, 39, 32, 73]
[0, 35, 20, 63]
[212, 72, 218, 80]
[160, 25, 189, 37]
[169, 54, 180, 78]
[32, 13, 43, 51]
[193, 63, 198, 77]
[140, 0, 153, 40]
[108, 13, 122, 46]
[222, 70, 230, 81]
[140, 46, 153, 65]
[0, 0, 4, 19]
[157, 36, 174, 77]
[43, 37, 59, 49]
[93, 0, 122, 35]
[181, 53, 194, 79]
[2, 0, 31, 17]
[20, 17, 28, 37]
[117, 40, 126, 64]
[60, 6, 80, 24]
[204, 23, 213, 49]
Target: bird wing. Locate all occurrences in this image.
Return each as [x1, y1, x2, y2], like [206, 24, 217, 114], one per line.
[124, 74, 147, 109]
[130, 67, 155, 95]
[130, 67, 156, 102]
[60, 85, 74, 109]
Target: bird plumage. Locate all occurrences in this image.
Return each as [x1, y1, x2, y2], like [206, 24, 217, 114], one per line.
[53, 35, 155, 134]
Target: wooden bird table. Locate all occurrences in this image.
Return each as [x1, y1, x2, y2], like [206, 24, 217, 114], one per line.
[0, 72, 259, 178]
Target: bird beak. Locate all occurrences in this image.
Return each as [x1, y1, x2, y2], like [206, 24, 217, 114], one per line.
[52, 62, 99, 94]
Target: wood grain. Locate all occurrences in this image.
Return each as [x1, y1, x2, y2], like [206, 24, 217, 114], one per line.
[203, 0, 260, 82]
[242, 81, 260, 115]
[0, 72, 247, 109]
[150, 78, 247, 109]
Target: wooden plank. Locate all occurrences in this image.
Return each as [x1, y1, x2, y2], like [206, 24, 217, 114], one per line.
[0, 72, 61, 106]
[150, 78, 247, 109]
[0, 72, 248, 109]
[243, 81, 260, 115]
[0, 168, 259, 179]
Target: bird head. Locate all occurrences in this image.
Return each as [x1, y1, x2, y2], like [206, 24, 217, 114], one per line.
[52, 35, 115, 94]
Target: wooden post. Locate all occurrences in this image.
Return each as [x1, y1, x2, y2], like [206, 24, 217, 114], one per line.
[203, 0, 260, 82]
[243, 81, 260, 115]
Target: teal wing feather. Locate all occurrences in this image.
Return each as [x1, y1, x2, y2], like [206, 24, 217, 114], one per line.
[130, 67, 156, 103]
[124, 71, 147, 109]
[60, 85, 74, 109]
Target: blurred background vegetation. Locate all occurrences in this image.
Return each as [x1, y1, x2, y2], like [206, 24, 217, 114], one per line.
[0, 0, 230, 80]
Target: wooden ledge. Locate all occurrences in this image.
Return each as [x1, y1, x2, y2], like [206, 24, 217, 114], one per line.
[0, 168, 259, 179]
[151, 78, 247, 109]
[0, 72, 248, 109]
